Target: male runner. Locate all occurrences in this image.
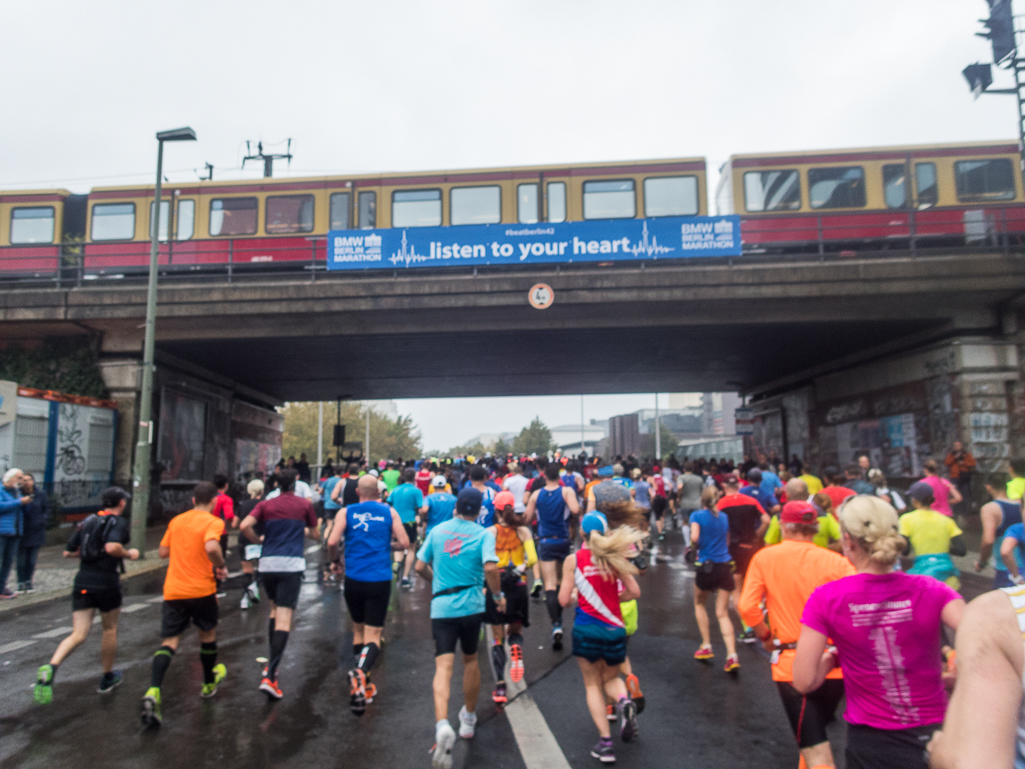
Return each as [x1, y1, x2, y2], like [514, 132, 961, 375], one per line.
[422, 475, 457, 536]
[141, 482, 228, 727]
[416, 488, 503, 769]
[739, 501, 854, 768]
[716, 475, 770, 642]
[327, 474, 409, 715]
[211, 473, 234, 558]
[524, 463, 580, 650]
[415, 462, 434, 495]
[468, 465, 498, 527]
[676, 462, 704, 546]
[239, 468, 319, 700]
[978, 471, 1023, 588]
[34, 486, 138, 703]
[389, 468, 424, 589]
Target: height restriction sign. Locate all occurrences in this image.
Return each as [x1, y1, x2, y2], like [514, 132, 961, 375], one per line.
[529, 283, 554, 309]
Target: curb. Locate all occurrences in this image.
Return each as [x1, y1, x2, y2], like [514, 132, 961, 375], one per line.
[0, 558, 167, 614]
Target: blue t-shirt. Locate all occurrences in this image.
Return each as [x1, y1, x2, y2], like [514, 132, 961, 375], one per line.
[760, 471, 783, 496]
[690, 508, 731, 563]
[424, 493, 457, 534]
[995, 500, 1025, 573]
[322, 476, 342, 511]
[344, 501, 395, 582]
[474, 486, 497, 528]
[417, 517, 497, 619]
[389, 483, 424, 524]
[633, 480, 651, 508]
[740, 485, 778, 512]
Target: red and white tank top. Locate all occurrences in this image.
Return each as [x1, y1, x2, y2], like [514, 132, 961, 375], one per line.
[574, 548, 624, 628]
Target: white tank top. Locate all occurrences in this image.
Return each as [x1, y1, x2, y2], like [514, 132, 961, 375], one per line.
[999, 585, 1025, 769]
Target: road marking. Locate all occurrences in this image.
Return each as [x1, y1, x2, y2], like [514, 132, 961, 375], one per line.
[147, 596, 164, 603]
[227, 570, 243, 578]
[305, 545, 320, 554]
[121, 603, 150, 613]
[33, 627, 73, 639]
[0, 640, 37, 654]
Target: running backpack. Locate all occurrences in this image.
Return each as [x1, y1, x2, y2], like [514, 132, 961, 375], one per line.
[79, 514, 116, 563]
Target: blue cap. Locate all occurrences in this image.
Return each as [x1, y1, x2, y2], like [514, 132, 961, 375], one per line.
[456, 487, 484, 518]
[581, 512, 609, 536]
[597, 465, 614, 477]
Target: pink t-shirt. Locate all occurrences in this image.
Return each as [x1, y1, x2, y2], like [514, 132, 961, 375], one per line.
[801, 571, 960, 730]
[922, 476, 954, 516]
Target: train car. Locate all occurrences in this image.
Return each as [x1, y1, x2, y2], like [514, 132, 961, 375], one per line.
[0, 190, 85, 277]
[81, 157, 707, 274]
[715, 141, 1025, 251]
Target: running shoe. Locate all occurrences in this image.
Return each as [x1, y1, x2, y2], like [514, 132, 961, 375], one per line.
[738, 629, 757, 644]
[240, 592, 251, 610]
[248, 582, 261, 602]
[605, 704, 616, 722]
[34, 663, 54, 705]
[364, 681, 377, 705]
[552, 625, 564, 651]
[201, 664, 227, 698]
[140, 687, 162, 728]
[0, 587, 18, 599]
[509, 643, 524, 683]
[492, 680, 508, 706]
[259, 677, 283, 699]
[618, 697, 638, 742]
[658, 533, 666, 542]
[348, 668, 367, 716]
[97, 670, 123, 694]
[625, 673, 645, 714]
[693, 645, 714, 661]
[432, 719, 456, 769]
[400, 577, 413, 590]
[530, 579, 543, 599]
[458, 705, 477, 739]
[591, 737, 616, 763]
[724, 654, 740, 673]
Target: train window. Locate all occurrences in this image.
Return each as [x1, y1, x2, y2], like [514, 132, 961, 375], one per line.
[392, 189, 441, 227]
[358, 191, 377, 229]
[266, 195, 314, 234]
[10, 207, 55, 244]
[209, 197, 257, 236]
[330, 192, 351, 230]
[547, 182, 566, 223]
[517, 183, 539, 224]
[149, 200, 170, 241]
[644, 176, 699, 217]
[955, 158, 1016, 202]
[583, 180, 636, 219]
[451, 186, 501, 226]
[883, 164, 907, 209]
[808, 166, 866, 209]
[915, 163, 938, 208]
[177, 200, 195, 240]
[91, 203, 136, 241]
[743, 170, 800, 212]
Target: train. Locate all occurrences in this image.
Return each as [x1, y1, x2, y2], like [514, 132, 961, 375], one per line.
[1, 140, 1022, 279]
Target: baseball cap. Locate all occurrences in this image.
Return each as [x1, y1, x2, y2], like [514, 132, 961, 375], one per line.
[781, 501, 818, 525]
[494, 491, 516, 509]
[581, 512, 609, 536]
[431, 475, 448, 488]
[456, 487, 484, 518]
[907, 481, 935, 503]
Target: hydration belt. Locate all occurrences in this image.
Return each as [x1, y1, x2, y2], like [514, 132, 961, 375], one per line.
[432, 584, 477, 598]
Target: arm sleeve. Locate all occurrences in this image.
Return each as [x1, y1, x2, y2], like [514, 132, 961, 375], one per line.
[481, 530, 498, 564]
[523, 537, 538, 567]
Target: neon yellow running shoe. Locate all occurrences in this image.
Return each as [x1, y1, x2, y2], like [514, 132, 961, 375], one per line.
[201, 664, 227, 698]
[141, 687, 162, 727]
[34, 664, 54, 705]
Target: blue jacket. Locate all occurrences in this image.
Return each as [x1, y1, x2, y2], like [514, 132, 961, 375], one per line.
[0, 485, 24, 537]
[20, 490, 49, 548]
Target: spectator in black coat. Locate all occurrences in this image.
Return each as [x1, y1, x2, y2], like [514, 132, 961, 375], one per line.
[17, 472, 49, 593]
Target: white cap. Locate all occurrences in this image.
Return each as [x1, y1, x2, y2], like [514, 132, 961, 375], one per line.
[432, 475, 447, 487]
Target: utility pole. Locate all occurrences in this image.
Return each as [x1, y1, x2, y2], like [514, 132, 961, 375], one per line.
[365, 406, 371, 468]
[580, 394, 585, 457]
[317, 401, 323, 476]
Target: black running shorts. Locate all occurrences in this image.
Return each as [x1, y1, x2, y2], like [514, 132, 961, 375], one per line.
[71, 583, 122, 613]
[403, 523, 418, 547]
[260, 571, 303, 609]
[651, 496, 668, 519]
[776, 679, 845, 748]
[160, 594, 219, 638]
[538, 538, 570, 562]
[343, 577, 392, 627]
[845, 722, 940, 769]
[485, 583, 530, 628]
[432, 613, 485, 657]
[694, 561, 736, 592]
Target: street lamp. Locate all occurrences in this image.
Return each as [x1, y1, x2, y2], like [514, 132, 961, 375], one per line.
[129, 126, 197, 554]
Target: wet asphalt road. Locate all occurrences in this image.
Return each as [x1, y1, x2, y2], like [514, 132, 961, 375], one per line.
[0, 532, 992, 769]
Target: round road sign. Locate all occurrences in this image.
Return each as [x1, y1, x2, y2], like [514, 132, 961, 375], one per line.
[528, 283, 554, 309]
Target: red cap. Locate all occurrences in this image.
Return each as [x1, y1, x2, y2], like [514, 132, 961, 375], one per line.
[494, 491, 516, 510]
[781, 501, 818, 525]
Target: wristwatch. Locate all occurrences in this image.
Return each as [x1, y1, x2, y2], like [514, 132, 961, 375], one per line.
[495, 591, 506, 601]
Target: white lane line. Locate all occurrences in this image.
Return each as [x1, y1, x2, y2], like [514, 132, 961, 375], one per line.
[33, 627, 74, 639]
[227, 570, 243, 578]
[305, 545, 320, 555]
[0, 640, 37, 654]
[147, 596, 164, 603]
[120, 603, 150, 613]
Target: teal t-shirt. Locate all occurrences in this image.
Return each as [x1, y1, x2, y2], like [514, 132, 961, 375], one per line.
[389, 483, 423, 524]
[417, 517, 497, 619]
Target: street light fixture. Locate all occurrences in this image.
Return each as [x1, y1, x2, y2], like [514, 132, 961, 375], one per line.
[129, 126, 196, 554]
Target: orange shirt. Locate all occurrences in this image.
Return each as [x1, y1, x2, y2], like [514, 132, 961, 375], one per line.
[160, 509, 225, 601]
[738, 539, 854, 681]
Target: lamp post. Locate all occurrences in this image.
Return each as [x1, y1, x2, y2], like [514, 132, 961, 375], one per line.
[129, 127, 197, 554]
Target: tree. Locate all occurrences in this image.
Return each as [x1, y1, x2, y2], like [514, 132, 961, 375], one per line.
[640, 422, 680, 461]
[513, 417, 555, 457]
[493, 437, 511, 457]
[281, 402, 422, 469]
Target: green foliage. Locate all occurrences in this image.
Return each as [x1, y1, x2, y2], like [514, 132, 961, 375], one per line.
[494, 437, 511, 457]
[447, 440, 490, 457]
[282, 402, 422, 468]
[513, 417, 555, 456]
[0, 338, 108, 398]
[641, 422, 680, 460]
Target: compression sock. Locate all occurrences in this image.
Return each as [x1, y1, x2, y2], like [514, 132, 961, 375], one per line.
[357, 643, 380, 673]
[545, 590, 562, 625]
[491, 641, 507, 680]
[353, 644, 362, 663]
[200, 641, 218, 684]
[268, 617, 276, 643]
[242, 572, 253, 591]
[150, 646, 175, 688]
[268, 630, 289, 679]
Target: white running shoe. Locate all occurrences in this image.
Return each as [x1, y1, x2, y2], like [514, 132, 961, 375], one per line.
[248, 582, 260, 602]
[432, 719, 456, 769]
[458, 705, 477, 739]
[240, 592, 251, 610]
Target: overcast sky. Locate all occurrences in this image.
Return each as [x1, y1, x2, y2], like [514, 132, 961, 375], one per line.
[2, 0, 1015, 448]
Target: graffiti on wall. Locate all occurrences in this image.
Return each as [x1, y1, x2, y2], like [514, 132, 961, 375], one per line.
[55, 403, 86, 477]
[157, 390, 207, 482]
[235, 438, 282, 480]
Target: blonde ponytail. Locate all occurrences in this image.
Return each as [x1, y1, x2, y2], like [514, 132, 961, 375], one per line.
[838, 494, 905, 566]
[586, 525, 647, 580]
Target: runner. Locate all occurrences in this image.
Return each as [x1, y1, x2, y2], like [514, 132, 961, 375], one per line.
[525, 463, 581, 650]
[793, 495, 965, 769]
[211, 473, 234, 559]
[741, 469, 781, 515]
[503, 462, 542, 597]
[559, 511, 645, 763]
[920, 459, 962, 517]
[763, 479, 842, 551]
[140, 482, 228, 728]
[331, 463, 363, 509]
[327, 474, 409, 715]
[415, 462, 434, 496]
[389, 468, 424, 589]
[739, 501, 855, 769]
[238, 468, 320, 700]
[798, 465, 823, 495]
[977, 471, 1024, 587]
[716, 475, 771, 643]
[415, 487, 502, 769]
[468, 465, 498, 527]
[34, 486, 138, 704]
[676, 461, 704, 547]
[421, 475, 457, 536]
[689, 486, 740, 671]
[485, 491, 536, 706]
[900, 482, 966, 589]
[237, 479, 265, 609]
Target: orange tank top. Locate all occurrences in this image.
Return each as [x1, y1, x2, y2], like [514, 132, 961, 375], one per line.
[494, 525, 525, 568]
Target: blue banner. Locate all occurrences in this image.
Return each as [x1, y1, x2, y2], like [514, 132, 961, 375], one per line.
[326, 215, 741, 271]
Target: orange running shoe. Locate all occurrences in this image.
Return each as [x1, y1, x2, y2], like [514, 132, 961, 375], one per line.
[259, 677, 283, 699]
[693, 645, 714, 661]
[509, 644, 524, 683]
[724, 654, 740, 673]
[364, 681, 377, 705]
[624, 674, 645, 714]
[606, 704, 617, 721]
[492, 681, 508, 706]
[349, 668, 367, 716]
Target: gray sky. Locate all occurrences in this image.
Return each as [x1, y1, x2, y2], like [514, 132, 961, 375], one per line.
[2, 0, 1015, 448]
